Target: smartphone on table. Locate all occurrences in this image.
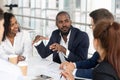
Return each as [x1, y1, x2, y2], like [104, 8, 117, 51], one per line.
[34, 74, 53, 80]
[40, 74, 53, 80]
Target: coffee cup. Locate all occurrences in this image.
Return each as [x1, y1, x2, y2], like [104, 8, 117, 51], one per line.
[8, 54, 18, 64]
[18, 61, 28, 76]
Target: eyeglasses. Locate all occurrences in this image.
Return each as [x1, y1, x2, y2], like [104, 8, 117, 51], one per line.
[89, 24, 95, 30]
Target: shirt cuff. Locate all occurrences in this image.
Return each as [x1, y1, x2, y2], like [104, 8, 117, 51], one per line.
[33, 40, 42, 46]
[73, 63, 76, 68]
[72, 69, 77, 76]
[64, 49, 70, 58]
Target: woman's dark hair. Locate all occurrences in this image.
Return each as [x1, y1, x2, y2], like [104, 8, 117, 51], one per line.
[2, 12, 20, 41]
[93, 20, 120, 78]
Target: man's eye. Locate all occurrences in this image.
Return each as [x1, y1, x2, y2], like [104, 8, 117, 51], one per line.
[59, 21, 63, 23]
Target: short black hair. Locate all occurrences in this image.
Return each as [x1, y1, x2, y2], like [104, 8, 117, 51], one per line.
[56, 11, 70, 21]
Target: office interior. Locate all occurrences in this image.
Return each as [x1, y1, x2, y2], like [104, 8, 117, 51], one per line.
[0, 0, 120, 58]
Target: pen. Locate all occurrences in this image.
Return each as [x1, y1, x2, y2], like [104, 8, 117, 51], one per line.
[59, 74, 62, 80]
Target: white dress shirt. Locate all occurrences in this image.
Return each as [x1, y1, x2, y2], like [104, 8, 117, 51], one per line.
[59, 31, 71, 62]
[0, 58, 24, 80]
[0, 30, 32, 60]
[34, 31, 71, 63]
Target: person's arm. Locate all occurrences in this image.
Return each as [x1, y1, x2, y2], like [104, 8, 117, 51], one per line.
[75, 52, 99, 69]
[32, 35, 48, 45]
[0, 59, 24, 80]
[35, 41, 52, 58]
[75, 69, 93, 79]
[35, 31, 56, 58]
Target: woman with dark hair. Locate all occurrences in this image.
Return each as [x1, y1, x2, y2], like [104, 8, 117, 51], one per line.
[0, 8, 24, 80]
[0, 12, 32, 62]
[92, 20, 120, 80]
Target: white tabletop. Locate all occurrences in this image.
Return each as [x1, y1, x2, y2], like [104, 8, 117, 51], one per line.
[24, 56, 65, 80]
[24, 56, 91, 80]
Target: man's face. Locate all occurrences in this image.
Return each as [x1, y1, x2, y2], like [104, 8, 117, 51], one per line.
[56, 14, 72, 35]
[0, 19, 4, 32]
[90, 18, 95, 30]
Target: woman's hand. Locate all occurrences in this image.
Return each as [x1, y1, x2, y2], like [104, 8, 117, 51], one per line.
[18, 55, 26, 62]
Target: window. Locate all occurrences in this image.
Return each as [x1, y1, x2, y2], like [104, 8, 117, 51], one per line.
[5, 0, 117, 56]
[76, 0, 81, 8]
[115, 0, 120, 22]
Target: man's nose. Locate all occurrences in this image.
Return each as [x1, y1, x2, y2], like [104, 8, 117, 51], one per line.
[62, 22, 66, 26]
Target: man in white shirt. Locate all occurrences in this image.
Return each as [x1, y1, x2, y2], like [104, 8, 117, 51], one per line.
[33, 11, 89, 63]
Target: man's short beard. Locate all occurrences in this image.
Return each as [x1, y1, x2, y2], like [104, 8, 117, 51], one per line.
[60, 28, 71, 36]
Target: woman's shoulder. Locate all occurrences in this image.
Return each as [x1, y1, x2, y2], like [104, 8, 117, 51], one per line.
[93, 61, 119, 79]
[96, 61, 113, 70]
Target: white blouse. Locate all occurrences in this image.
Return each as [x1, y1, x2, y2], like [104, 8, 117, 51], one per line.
[0, 30, 32, 60]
